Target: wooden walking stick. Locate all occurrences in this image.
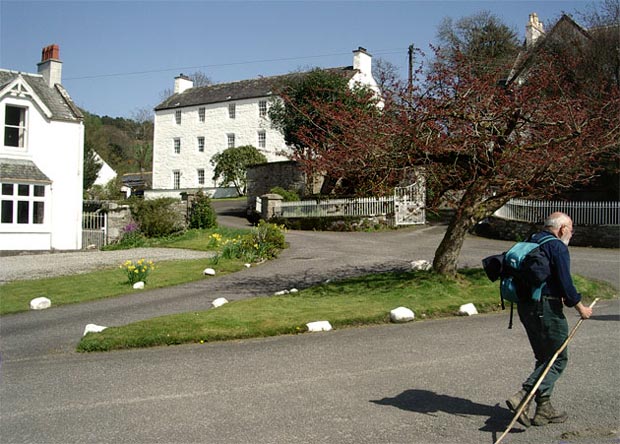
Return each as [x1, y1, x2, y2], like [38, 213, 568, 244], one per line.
[494, 298, 599, 444]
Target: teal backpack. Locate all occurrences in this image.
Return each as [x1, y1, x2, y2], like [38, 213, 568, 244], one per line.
[484, 234, 560, 328]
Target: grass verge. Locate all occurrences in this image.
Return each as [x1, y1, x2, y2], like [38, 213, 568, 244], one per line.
[0, 257, 247, 316]
[76, 270, 617, 352]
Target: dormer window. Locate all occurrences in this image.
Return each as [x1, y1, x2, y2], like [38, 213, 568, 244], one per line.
[5, 105, 27, 148]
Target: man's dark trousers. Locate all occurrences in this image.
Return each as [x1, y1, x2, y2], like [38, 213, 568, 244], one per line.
[517, 296, 569, 399]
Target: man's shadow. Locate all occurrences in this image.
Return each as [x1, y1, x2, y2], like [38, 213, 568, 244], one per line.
[370, 389, 526, 440]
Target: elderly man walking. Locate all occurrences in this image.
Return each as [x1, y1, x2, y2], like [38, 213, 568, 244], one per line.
[506, 212, 593, 427]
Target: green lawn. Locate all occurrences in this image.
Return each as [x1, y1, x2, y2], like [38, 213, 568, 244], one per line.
[1, 226, 615, 354]
[76, 270, 616, 352]
[0, 258, 247, 315]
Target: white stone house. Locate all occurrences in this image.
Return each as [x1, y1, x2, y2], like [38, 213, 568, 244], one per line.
[0, 45, 84, 251]
[150, 47, 380, 199]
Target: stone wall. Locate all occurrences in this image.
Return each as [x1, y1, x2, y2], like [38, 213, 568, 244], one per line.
[246, 161, 318, 213]
[100, 202, 133, 244]
[99, 199, 189, 245]
[475, 216, 619, 248]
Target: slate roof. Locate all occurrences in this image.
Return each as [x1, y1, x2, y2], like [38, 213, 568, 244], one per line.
[0, 158, 52, 183]
[155, 66, 357, 111]
[0, 70, 83, 122]
[122, 171, 152, 189]
[507, 14, 593, 85]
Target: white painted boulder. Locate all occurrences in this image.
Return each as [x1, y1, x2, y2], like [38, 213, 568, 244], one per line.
[390, 306, 415, 323]
[133, 281, 145, 289]
[274, 289, 290, 295]
[306, 321, 332, 332]
[83, 324, 107, 336]
[411, 260, 432, 271]
[244, 263, 251, 268]
[212, 297, 228, 308]
[203, 268, 216, 276]
[30, 297, 51, 310]
[459, 303, 478, 316]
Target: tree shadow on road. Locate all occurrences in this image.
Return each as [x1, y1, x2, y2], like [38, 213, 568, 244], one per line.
[370, 389, 526, 440]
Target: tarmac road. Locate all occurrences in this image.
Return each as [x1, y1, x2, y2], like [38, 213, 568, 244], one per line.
[0, 200, 618, 443]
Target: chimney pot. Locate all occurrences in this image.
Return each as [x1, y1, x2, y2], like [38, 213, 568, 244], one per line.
[38, 44, 62, 87]
[41, 44, 60, 62]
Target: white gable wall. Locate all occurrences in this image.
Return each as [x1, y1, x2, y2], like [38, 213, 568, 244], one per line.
[93, 152, 117, 186]
[0, 90, 83, 251]
[152, 97, 288, 191]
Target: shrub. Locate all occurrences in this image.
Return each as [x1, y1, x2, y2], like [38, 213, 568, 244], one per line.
[189, 192, 217, 229]
[119, 222, 146, 246]
[270, 186, 300, 202]
[209, 221, 286, 263]
[131, 198, 185, 238]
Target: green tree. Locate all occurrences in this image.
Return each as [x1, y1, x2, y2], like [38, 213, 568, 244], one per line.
[82, 112, 105, 191]
[269, 69, 380, 194]
[210, 145, 267, 195]
[128, 108, 154, 173]
[435, 10, 519, 75]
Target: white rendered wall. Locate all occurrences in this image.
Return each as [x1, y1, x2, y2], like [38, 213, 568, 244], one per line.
[153, 97, 289, 191]
[0, 94, 83, 251]
[93, 153, 117, 186]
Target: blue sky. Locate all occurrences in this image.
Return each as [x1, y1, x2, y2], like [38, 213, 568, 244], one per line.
[1, 0, 592, 118]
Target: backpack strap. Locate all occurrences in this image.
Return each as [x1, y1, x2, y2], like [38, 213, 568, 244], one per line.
[536, 234, 560, 246]
[530, 234, 561, 302]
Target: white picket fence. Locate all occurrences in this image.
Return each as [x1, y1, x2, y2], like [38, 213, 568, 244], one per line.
[494, 199, 619, 225]
[265, 183, 425, 226]
[279, 196, 395, 218]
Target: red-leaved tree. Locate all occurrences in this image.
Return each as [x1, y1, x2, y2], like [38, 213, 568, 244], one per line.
[281, 47, 619, 276]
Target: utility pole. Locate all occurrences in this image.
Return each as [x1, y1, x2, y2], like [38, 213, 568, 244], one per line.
[408, 44, 414, 92]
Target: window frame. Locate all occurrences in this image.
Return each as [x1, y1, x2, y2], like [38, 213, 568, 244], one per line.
[174, 138, 181, 154]
[227, 133, 235, 149]
[175, 109, 182, 125]
[258, 130, 266, 148]
[197, 168, 205, 186]
[198, 107, 205, 122]
[198, 136, 205, 153]
[172, 171, 181, 190]
[0, 182, 47, 226]
[4, 104, 27, 148]
[259, 100, 267, 117]
[228, 103, 236, 119]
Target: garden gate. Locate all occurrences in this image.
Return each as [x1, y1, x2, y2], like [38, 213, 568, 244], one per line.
[82, 210, 107, 249]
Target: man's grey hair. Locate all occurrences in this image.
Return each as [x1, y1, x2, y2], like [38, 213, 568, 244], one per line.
[544, 212, 571, 229]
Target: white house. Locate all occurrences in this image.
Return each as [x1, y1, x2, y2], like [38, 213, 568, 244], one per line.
[93, 152, 117, 187]
[149, 47, 380, 199]
[0, 45, 84, 251]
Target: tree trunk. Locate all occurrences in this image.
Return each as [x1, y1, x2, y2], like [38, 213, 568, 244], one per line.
[432, 185, 501, 277]
[432, 206, 477, 277]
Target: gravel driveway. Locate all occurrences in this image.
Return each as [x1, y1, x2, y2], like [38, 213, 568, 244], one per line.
[0, 248, 214, 284]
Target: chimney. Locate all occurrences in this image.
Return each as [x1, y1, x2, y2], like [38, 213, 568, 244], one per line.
[525, 13, 545, 48]
[353, 47, 372, 77]
[37, 44, 62, 87]
[174, 74, 193, 94]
